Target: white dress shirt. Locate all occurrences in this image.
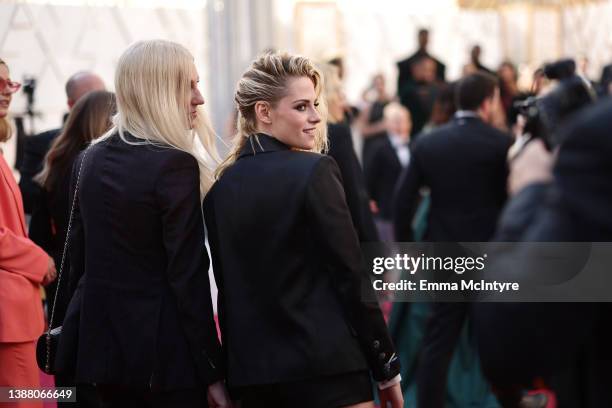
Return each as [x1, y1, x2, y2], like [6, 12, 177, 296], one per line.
[388, 133, 410, 168]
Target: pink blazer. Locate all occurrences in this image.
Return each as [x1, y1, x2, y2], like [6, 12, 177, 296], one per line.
[0, 154, 48, 343]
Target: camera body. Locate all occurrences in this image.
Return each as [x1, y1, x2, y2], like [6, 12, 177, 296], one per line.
[516, 59, 595, 149]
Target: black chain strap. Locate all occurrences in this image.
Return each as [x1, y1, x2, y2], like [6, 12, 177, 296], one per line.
[44, 148, 90, 372]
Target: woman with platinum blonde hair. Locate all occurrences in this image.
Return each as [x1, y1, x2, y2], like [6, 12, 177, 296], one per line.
[57, 40, 230, 408]
[204, 51, 403, 407]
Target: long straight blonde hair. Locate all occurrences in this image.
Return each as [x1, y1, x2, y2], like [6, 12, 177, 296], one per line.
[96, 40, 220, 197]
[215, 51, 328, 179]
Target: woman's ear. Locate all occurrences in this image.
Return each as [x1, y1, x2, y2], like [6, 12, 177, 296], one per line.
[255, 101, 272, 125]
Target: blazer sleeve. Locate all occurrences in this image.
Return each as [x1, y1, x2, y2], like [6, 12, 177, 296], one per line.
[305, 155, 400, 382]
[0, 226, 48, 283]
[392, 144, 424, 241]
[0, 170, 48, 283]
[156, 152, 224, 385]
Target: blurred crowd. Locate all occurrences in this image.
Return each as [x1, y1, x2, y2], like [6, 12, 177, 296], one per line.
[1, 25, 612, 408]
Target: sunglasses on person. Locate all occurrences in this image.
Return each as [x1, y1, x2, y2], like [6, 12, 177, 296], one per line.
[0, 77, 21, 93]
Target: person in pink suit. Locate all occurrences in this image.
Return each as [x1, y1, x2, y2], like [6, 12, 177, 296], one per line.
[0, 57, 56, 408]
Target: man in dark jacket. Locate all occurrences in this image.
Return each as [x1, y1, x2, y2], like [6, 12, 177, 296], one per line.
[393, 72, 512, 407]
[19, 71, 104, 213]
[394, 72, 511, 242]
[366, 103, 412, 241]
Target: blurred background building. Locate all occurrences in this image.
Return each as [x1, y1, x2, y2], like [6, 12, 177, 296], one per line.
[1, 0, 611, 136]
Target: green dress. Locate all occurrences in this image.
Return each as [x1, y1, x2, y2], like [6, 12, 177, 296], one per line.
[389, 195, 500, 408]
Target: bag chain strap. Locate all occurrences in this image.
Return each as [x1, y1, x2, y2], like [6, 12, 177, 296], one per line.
[45, 148, 90, 372]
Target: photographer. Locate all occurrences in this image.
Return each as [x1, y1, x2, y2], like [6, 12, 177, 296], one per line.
[473, 61, 610, 407]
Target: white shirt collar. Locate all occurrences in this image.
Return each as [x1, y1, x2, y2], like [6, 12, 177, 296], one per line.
[388, 133, 409, 148]
[454, 110, 480, 119]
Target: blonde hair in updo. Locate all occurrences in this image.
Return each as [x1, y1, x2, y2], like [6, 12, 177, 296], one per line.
[215, 51, 328, 179]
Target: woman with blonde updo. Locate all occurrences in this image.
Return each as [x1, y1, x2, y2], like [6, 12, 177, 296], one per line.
[204, 51, 403, 408]
[56, 41, 230, 407]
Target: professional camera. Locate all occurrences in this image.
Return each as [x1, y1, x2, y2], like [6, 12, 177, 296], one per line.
[515, 59, 596, 149]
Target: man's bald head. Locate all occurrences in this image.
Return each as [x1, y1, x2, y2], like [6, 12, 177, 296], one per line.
[65, 71, 105, 108]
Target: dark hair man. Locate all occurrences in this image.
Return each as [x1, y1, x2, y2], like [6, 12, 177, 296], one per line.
[392, 72, 511, 407]
[19, 71, 105, 213]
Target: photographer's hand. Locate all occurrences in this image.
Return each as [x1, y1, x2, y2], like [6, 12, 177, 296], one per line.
[508, 139, 554, 196]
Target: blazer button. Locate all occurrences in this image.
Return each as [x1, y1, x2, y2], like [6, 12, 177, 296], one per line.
[378, 352, 386, 362]
[373, 340, 380, 350]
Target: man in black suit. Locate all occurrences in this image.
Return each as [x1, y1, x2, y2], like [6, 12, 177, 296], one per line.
[396, 28, 446, 94]
[394, 72, 511, 242]
[465, 44, 495, 75]
[19, 71, 104, 213]
[365, 102, 412, 241]
[398, 55, 441, 137]
[393, 72, 511, 407]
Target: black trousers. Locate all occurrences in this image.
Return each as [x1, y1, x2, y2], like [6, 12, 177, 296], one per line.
[233, 370, 373, 408]
[417, 302, 469, 408]
[97, 385, 206, 408]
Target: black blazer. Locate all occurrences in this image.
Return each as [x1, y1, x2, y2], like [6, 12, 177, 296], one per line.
[29, 159, 73, 329]
[393, 116, 511, 241]
[19, 128, 60, 214]
[57, 132, 222, 390]
[327, 122, 378, 242]
[365, 134, 405, 221]
[203, 134, 399, 388]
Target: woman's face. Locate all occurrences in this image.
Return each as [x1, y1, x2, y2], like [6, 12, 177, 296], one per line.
[188, 63, 204, 129]
[268, 76, 321, 150]
[0, 64, 14, 119]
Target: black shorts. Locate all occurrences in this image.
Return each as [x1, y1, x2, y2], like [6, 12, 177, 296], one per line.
[233, 370, 374, 408]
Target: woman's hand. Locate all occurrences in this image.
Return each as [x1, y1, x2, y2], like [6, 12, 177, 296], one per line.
[41, 256, 57, 286]
[207, 381, 233, 408]
[378, 382, 404, 408]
